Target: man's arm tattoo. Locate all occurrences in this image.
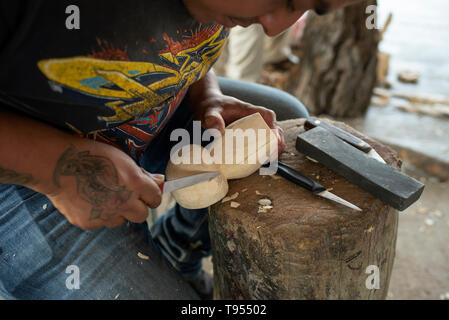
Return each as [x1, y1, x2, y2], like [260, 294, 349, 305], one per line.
[53, 145, 132, 221]
[0, 166, 33, 185]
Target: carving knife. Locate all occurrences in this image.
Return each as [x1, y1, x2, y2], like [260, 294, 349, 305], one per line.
[159, 172, 221, 194]
[264, 161, 362, 211]
[304, 117, 386, 164]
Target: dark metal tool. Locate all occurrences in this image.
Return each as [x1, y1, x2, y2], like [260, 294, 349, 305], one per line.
[264, 162, 362, 211]
[304, 117, 386, 164]
[296, 127, 425, 211]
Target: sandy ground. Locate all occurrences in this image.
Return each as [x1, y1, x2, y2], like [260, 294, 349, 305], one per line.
[386, 165, 449, 300]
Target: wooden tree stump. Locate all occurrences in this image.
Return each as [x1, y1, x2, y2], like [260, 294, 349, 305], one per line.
[292, 0, 379, 117]
[209, 118, 400, 300]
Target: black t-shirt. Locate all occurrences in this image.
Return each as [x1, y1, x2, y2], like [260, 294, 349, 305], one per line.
[0, 0, 228, 160]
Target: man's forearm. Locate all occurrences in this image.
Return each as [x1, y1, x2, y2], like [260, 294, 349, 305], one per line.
[0, 107, 85, 194]
[184, 69, 222, 113]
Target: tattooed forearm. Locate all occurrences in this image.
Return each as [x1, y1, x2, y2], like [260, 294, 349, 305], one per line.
[0, 166, 33, 185]
[53, 145, 132, 221]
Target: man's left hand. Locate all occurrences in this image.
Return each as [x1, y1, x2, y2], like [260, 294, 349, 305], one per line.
[194, 92, 286, 155]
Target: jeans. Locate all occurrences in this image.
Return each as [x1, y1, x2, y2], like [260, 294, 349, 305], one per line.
[0, 78, 309, 299]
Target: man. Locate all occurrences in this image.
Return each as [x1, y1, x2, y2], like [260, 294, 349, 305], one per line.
[0, 0, 360, 299]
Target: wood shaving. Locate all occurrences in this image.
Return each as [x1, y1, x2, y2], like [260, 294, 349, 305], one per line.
[241, 188, 248, 192]
[398, 70, 420, 84]
[222, 192, 239, 203]
[306, 156, 318, 163]
[230, 201, 240, 208]
[258, 199, 272, 206]
[137, 252, 149, 260]
[258, 205, 273, 213]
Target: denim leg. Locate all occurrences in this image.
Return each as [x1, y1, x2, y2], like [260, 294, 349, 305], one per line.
[0, 184, 199, 300]
[140, 79, 309, 278]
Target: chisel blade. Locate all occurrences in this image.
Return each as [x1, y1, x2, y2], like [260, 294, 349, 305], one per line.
[317, 190, 363, 211]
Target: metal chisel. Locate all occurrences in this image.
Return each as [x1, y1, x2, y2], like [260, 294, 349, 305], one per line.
[159, 172, 221, 194]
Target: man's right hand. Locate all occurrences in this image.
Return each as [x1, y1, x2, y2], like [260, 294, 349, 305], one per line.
[0, 107, 163, 231]
[46, 141, 164, 230]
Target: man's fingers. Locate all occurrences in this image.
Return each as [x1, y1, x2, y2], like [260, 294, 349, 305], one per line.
[137, 173, 163, 208]
[217, 102, 261, 125]
[276, 126, 286, 154]
[122, 198, 151, 223]
[104, 216, 127, 229]
[203, 107, 226, 134]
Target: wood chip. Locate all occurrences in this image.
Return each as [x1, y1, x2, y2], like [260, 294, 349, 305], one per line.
[398, 70, 420, 84]
[137, 252, 149, 260]
[418, 207, 428, 214]
[241, 188, 248, 192]
[371, 96, 390, 107]
[432, 210, 442, 218]
[306, 156, 318, 163]
[258, 199, 272, 206]
[230, 201, 240, 208]
[258, 204, 273, 213]
[222, 192, 239, 203]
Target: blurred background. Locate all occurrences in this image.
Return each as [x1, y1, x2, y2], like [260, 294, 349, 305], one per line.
[212, 0, 449, 300]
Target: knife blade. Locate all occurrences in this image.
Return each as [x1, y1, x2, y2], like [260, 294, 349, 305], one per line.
[264, 161, 362, 211]
[159, 172, 221, 194]
[304, 117, 386, 164]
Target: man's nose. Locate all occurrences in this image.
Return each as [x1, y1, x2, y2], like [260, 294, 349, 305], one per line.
[258, 11, 305, 36]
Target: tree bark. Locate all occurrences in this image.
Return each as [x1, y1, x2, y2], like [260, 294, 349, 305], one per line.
[209, 118, 399, 300]
[289, 1, 379, 117]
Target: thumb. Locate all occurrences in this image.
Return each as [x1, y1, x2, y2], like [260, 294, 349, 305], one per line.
[151, 174, 165, 185]
[203, 108, 226, 134]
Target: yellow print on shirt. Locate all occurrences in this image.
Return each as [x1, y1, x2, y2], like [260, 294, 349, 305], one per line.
[37, 26, 226, 127]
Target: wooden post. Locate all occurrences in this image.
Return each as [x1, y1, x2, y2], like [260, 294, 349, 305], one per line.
[209, 119, 399, 299]
[291, 0, 379, 117]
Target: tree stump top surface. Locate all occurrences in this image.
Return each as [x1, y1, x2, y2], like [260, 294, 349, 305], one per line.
[214, 118, 401, 238]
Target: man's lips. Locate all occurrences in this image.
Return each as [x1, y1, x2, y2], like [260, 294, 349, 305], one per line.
[222, 17, 254, 28]
[223, 17, 237, 28]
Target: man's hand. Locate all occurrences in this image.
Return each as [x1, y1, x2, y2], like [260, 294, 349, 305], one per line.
[47, 141, 164, 230]
[195, 93, 286, 154]
[185, 70, 286, 155]
[0, 107, 164, 231]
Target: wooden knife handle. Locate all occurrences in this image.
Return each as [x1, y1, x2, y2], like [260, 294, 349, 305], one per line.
[276, 162, 327, 195]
